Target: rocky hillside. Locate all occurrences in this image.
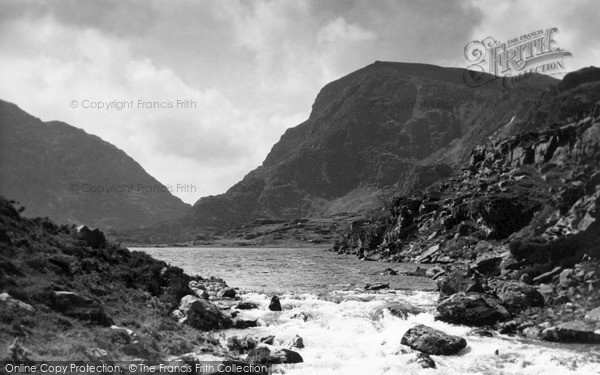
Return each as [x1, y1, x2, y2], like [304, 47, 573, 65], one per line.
[0, 100, 189, 229]
[0, 196, 302, 365]
[191, 62, 556, 230]
[334, 67, 600, 342]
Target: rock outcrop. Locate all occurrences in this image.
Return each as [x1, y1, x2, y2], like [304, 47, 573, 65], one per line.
[334, 66, 600, 342]
[49, 291, 113, 326]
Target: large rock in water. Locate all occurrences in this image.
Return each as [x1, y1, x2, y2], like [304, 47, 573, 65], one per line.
[541, 321, 600, 343]
[269, 296, 282, 311]
[436, 292, 511, 326]
[495, 281, 545, 312]
[174, 295, 232, 330]
[401, 324, 467, 355]
[49, 291, 113, 326]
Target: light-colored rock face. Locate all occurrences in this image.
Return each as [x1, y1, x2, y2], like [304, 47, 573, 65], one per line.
[401, 324, 467, 355]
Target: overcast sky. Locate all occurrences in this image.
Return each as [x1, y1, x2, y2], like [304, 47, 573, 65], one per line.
[1, 0, 598, 204]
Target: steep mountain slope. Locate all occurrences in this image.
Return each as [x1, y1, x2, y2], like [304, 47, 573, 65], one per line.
[331, 67, 600, 342]
[191, 62, 556, 230]
[0, 100, 189, 229]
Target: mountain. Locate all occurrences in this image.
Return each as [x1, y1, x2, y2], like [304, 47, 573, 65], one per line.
[190, 62, 557, 230]
[331, 67, 600, 341]
[0, 100, 190, 229]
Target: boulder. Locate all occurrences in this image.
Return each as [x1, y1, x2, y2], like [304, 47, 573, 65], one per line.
[472, 255, 503, 277]
[541, 321, 600, 343]
[468, 327, 494, 337]
[436, 292, 511, 326]
[246, 347, 272, 364]
[584, 306, 600, 322]
[536, 283, 555, 303]
[0, 292, 34, 312]
[50, 291, 113, 326]
[175, 295, 232, 330]
[259, 335, 275, 345]
[284, 334, 304, 349]
[559, 269, 576, 288]
[247, 347, 303, 364]
[426, 266, 445, 279]
[76, 225, 106, 249]
[522, 326, 542, 339]
[365, 283, 389, 291]
[217, 287, 237, 299]
[437, 269, 483, 297]
[496, 281, 545, 312]
[415, 244, 440, 263]
[385, 301, 424, 319]
[268, 296, 282, 311]
[227, 335, 256, 353]
[235, 301, 259, 310]
[401, 324, 467, 355]
[109, 325, 136, 344]
[191, 288, 209, 300]
[269, 348, 304, 364]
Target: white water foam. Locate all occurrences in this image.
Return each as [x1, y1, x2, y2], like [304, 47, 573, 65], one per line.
[137, 247, 600, 374]
[226, 291, 600, 375]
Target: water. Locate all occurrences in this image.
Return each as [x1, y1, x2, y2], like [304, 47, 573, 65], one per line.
[134, 247, 600, 375]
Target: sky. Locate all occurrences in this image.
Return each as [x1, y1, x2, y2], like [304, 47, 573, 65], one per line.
[0, 0, 599, 204]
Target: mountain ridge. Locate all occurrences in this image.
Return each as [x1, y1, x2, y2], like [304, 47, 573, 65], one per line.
[0, 99, 190, 229]
[189, 61, 557, 231]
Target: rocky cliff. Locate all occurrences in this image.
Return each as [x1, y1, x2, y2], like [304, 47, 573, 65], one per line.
[0, 100, 190, 229]
[191, 62, 555, 230]
[334, 67, 600, 342]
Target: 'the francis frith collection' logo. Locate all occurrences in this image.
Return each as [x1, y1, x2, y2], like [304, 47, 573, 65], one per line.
[463, 27, 572, 88]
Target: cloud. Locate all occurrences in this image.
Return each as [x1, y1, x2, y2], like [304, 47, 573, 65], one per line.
[0, 0, 598, 205]
[317, 17, 376, 45]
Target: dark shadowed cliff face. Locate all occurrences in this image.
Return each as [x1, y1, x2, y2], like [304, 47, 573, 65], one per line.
[191, 62, 556, 229]
[0, 100, 190, 229]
